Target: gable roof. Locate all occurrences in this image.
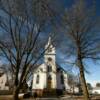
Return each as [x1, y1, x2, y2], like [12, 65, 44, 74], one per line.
[56, 63, 68, 74]
[32, 61, 69, 75]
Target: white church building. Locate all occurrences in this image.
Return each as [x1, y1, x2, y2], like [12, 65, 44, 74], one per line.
[32, 37, 71, 96]
[0, 68, 9, 90]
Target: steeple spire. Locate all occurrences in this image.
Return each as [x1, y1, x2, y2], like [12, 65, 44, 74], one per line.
[44, 36, 56, 64]
[46, 37, 52, 48]
[48, 37, 51, 45]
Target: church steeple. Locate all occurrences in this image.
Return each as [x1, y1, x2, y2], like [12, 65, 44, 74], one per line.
[44, 37, 57, 89]
[46, 37, 52, 47]
[44, 37, 56, 64]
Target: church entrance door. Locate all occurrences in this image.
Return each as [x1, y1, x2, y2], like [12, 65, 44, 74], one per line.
[47, 75, 52, 90]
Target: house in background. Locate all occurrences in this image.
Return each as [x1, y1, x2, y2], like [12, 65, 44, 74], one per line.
[87, 83, 100, 94]
[0, 68, 9, 90]
[92, 83, 100, 94]
[92, 87, 100, 94]
[32, 37, 79, 96]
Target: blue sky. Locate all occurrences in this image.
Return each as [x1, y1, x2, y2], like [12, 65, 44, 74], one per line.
[85, 61, 100, 86]
[0, 0, 100, 87]
[63, 0, 100, 15]
[63, 0, 100, 86]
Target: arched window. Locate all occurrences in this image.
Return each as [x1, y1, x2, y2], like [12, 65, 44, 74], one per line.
[61, 75, 64, 84]
[47, 65, 52, 72]
[36, 75, 39, 84]
[63, 86, 65, 91]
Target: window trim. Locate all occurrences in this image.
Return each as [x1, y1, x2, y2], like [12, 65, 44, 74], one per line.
[36, 75, 39, 84]
[61, 74, 64, 84]
[47, 65, 52, 72]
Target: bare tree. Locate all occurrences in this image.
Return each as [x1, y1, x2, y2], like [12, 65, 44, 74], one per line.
[68, 73, 79, 94]
[0, 0, 63, 99]
[68, 74, 75, 94]
[87, 83, 93, 92]
[96, 83, 100, 87]
[63, 0, 100, 100]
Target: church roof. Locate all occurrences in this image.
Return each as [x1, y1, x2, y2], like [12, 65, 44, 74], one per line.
[56, 63, 68, 74]
[32, 62, 68, 74]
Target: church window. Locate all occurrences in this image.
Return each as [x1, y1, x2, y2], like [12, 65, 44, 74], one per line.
[63, 86, 65, 91]
[61, 75, 64, 84]
[48, 57, 52, 61]
[36, 75, 39, 84]
[48, 48, 52, 52]
[47, 65, 52, 72]
[40, 68, 43, 72]
[5, 81, 9, 86]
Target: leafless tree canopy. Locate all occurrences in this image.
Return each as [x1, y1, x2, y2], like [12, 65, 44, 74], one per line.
[0, 0, 99, 100]
[63, 0, 100, 63]
[0, 0, 64, 99]
[63, 0, 100, 100]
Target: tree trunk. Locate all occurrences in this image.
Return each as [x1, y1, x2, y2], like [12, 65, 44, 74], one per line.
[78, 59, 90, 100]
[13, 86, 20, 100]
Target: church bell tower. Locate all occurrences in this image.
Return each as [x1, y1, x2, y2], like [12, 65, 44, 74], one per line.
[44, 37, 57, 90]
[44, 37, 56, 72]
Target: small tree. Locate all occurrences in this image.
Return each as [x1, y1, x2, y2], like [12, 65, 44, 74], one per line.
[87, 83, 93, 90]
[68, 73, 80, 94]
[96, 83, 100, 87]
[68, 74, 75, 94]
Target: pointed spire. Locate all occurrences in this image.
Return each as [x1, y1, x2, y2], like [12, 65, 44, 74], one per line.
[47, 37, 51, 46]
[45, 36, 55, 53]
